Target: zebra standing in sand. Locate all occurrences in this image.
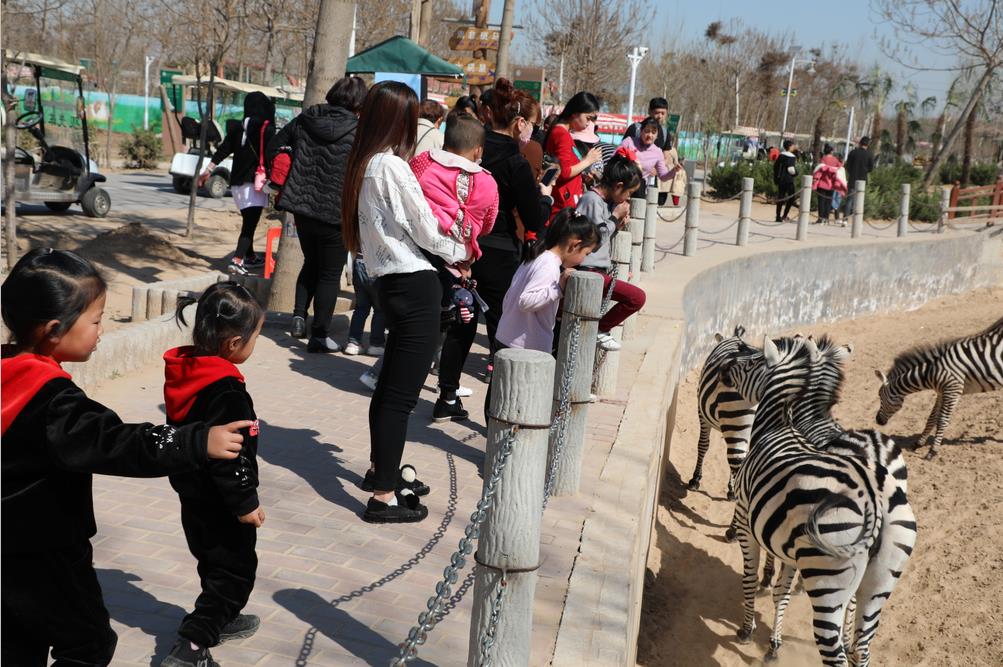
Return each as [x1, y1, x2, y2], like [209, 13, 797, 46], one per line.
[876, 315, 1003, 458]
[722, 336, 915, 666]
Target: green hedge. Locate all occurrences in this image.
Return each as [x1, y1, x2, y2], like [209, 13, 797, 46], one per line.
[118, 128, 162, 169]
[938, 161, 1000, 186]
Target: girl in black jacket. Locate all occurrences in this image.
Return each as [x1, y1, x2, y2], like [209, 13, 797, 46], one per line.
[267, 76, 366, 350]
[160, 282, 266, 667]
[200, 92, 276, 276]
[1, 249, 248, 667]
[772, 139, 799, 222]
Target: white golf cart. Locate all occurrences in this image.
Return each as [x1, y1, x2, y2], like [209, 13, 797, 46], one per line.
[166, 75, 301, 198]
[3, 51, 112, 217]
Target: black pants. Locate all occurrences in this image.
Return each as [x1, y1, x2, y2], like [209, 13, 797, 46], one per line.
[236, 206, 263, 260]
[178, 499, 257, 648]
[471, 246, 521, 358]
[438, 304, 480, 399]
[775, 182, 796, 221]
[294, 215, 348, 339]
[2, 541, 118, 666]
[817, 187, 834, 220]
[369, 270, 442, 491]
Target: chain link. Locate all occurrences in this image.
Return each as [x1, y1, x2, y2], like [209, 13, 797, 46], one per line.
[390, 428, 519, 666]
[863, 218, 898, 231]
[657, 205, 688, 222]
[477, 570, 509, 666]
[543, 316, 582, 508]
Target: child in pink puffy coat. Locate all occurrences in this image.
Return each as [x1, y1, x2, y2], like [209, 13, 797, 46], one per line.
[812, 144, 848, 225]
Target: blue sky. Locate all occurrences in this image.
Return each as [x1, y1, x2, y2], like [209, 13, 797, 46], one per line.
[489, 0, 957, 111]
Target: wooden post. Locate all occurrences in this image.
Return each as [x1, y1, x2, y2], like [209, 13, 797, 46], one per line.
[594, 233, 631, 396]
[628, 197, 644, 279]
[146, 288, 164, 320]
[162, 289, 179, 317]
[131, 287, 148, 322]
[547, 271, 602, 497]
[851, 180, 865, 239]
[939, 185, 951, 233]
[796, 174, 812, 241]
[468, 348, 555, 667]
[267, 213, 304, 313]
[684, 181, 701, 256]
[948, 181, 960, 220]
[737, 176, 753, 246]
[641, 185, 657, 272]
[897, 183, 911, 237]
[613, 225, 635, 341]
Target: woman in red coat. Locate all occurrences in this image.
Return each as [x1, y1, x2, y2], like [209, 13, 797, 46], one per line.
[812, 144, 847, 224]
[545, 91, 603, 220]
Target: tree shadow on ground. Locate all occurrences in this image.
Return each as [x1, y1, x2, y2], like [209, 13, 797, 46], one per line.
[96, 569, 185, 667]
[273, 588, 435, 667]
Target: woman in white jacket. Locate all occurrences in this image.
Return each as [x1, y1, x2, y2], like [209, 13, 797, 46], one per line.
[342, 82, 469, 524]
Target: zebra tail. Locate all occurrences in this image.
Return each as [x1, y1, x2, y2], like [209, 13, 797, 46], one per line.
[805, 493, 878, 560]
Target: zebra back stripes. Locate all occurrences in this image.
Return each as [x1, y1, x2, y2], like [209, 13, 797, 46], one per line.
[876, 315, 1003, 457]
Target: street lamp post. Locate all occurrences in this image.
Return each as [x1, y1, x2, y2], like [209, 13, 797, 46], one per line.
[780, 49, 815, 142]
[626, 46, 649, 127]
[143, 55, 156, 130]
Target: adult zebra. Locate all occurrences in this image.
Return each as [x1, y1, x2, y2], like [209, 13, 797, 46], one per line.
[722, 336, 915, 667]
[875, 315, 1003, 458]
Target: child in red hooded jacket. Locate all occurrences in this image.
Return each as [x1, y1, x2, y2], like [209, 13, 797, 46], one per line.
[161, 282, 266, 667]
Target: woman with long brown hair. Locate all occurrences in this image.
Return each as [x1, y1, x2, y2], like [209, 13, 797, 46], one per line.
[342, 81, 469, 523]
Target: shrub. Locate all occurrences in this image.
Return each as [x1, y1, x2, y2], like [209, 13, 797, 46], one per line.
[119, 128, 162, 169]
[705, 160, 778, 199]
[939, 161, 1000, 186]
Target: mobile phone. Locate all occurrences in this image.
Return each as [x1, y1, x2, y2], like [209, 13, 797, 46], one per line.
[541, 166, 560, 186]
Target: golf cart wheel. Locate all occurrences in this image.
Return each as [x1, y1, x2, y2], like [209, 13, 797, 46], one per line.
[44, 201, 73, 212]
[172, 175, 192, 194]
[203, 174, 227, 199]
[81, 187, 111, 218]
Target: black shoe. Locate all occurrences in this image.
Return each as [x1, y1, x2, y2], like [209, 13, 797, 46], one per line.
[360, 467, 430, 496]
[219, 614, 260, 643]
[290, 316, 307, 339]
[433, 397, 469, 423]
[244, 254, 265, 268]
[362, 489, 428, 523]
[160, 640, 220, 667]
[307, 337, 341, 353]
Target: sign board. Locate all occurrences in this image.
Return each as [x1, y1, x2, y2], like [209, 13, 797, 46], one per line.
[514, 79, 541, 100]
[160, 68, 183, 86]
[449, 57, 495, 86]
[512, 65, 544, 101]
[780, 88, 798, 97]
[666, 113, 681, 135]
[449, 26, 501, 51]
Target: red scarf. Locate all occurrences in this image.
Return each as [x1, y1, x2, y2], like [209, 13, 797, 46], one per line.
[1, 353, 72, 435]
[163, 346, 245, 422]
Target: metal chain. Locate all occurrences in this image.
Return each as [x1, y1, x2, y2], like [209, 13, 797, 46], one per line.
[704, 218, 741, 234]
[863, 218, 898, 231]
[749, 217, 789, 227]
[657, 205, 687, 222]
[700, 189, 745, 203]
[543, 317, 582, 508]
[391, 428, 519, 666]
[477, 570, 509, 667]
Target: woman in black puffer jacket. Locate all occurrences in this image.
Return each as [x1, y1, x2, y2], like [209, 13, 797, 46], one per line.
[268, 76, 367, 351]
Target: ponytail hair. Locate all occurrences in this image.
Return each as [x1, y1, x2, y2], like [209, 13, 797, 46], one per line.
[599, 153, 643, 190]
[523, 208, 601, 264]
[176, 281, 264, 356]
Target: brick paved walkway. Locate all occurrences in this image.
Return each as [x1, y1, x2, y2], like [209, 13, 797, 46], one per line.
[90, 314, 637, 666]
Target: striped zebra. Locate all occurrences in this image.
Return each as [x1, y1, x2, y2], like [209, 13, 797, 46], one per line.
[688, 325, 756, 501]
[722, 336, 915, 666]
[875, 315, 1003, 458]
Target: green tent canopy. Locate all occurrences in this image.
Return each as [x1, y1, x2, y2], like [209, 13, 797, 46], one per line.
[346, 36, 464, 78]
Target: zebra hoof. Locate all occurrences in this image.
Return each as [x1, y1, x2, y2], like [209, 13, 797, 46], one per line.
[724, 527, 738, 543]
[757, 583, 772, 597]
[727, 490, 737, 501]
[687, 478, 701, 491]
[737, 625, 755, 644]
[765, 642, 781, 661]
[924, 448, 938, 461]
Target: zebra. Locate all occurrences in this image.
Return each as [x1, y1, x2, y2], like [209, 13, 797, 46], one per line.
[875, 315, 1003, 458]
[722, 336, 915, 666]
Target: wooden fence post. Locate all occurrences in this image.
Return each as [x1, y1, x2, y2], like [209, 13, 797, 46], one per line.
[797, 174, 812, 241]
[851, 180, 865, 239]
[737, 176, 753, 246]
[629, 197, 645, 278]
[897, 183, 911, 237]
[641, 185, 657, 272]
[939, 185, 952, 233]
[593, 232, 632, 396]
[468, 348, 555, 667]
[684, 181, 701, 256]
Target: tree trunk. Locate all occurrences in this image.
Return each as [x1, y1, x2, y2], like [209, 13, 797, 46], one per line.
[895, 108, 905, 158]
[418, 0, 434, 46]
[931, 112, 947, 162]
[960, 95, 979, 186]
[811, 112, 824, 164]
[105, 91, 116, 168]
[186, 66, 216, 237]
[495, 0, 516, 81]
[871, 112, 883, 155]
[923, 66, 995, 187]
[3, 63, 18, 269]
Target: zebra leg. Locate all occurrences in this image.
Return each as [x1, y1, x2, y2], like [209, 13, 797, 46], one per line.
[735, 521, 761, 644]
[927, 383, 962, 459]
[724, 426, 752, 501]
[688, 416, 711, 490]
[843, 596, 856, 655]
[759, 554, 776, 594]
[766, 563, 798, 661]
[802, 576, 857, 667]
[726, 474, 737, 502]
[918, 392, 942, 445]
[725, 508, 739, 543]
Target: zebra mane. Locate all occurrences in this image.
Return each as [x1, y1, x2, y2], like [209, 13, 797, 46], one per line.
[812, 334, 847, 405]
[890, 316, 1002, 378]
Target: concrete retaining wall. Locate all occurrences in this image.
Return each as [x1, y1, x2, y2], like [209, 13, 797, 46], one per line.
[551, 228, 1003, 666]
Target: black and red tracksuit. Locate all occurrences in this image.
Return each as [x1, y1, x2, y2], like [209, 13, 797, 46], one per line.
[163, 346, 260, 648]
[1, 349, 211, 666]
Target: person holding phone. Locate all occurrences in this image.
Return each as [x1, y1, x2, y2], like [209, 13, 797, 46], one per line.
[544, 91, 603, 220]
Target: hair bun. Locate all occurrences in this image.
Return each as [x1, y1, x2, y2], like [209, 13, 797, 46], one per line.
[494, 77, 514, 95]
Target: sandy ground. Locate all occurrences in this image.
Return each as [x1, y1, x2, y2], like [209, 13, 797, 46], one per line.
[4, 206, 277, 329]
[638, 287, 1003, 667]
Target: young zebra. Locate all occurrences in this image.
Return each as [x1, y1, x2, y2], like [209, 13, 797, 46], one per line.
[722, 336, 915, 667]
[688, 325, 756, 500]
[875, 315, 1003, 458]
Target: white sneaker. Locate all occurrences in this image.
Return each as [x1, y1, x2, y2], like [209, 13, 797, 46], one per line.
[366, 345, 385, 357]
[359, 372, 378, 391]
[597, 332, 622, 351]
[308, 337, 341, 353]
[456, 386, 473, 398]
[344, 341, 362, 355]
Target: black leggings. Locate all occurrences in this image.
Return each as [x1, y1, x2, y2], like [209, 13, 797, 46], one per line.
[369, 270, 442, 491]
[438, 303, 479, 399]
[776, 182, 796, 221]
[471, 246, 521, 357]
[236, 206, 263, 260]
[294, 215, 348, 339]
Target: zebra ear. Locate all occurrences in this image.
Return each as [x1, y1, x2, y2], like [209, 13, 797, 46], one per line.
[845, 342, 854, 355]
[763, 335, 781, 367]
[804, 338, 821, 364]
[715, 332, 724, 343]
[874, 369, 888, 385]
[734, 325, 746, 339]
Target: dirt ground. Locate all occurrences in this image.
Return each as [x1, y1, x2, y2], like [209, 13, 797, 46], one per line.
[4, 207, 277, 329]
[638, 287, 1003, 667]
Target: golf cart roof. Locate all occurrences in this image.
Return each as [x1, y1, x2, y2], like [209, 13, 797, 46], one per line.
[4, 50, 84, 79]
[171, 75, 303, 103]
